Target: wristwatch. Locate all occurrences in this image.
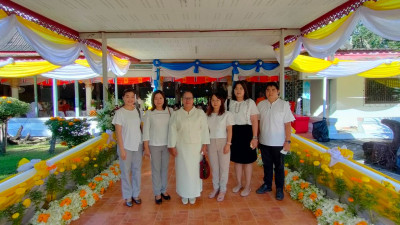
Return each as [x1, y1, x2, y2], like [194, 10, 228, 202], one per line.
[286, 140, 291, 144]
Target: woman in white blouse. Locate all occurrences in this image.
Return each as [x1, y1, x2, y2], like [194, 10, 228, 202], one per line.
[143, 90, 172, 204]
[168, 90, 210, 205]
[228, 81, 259, 197]
[206, 92, 234, 201]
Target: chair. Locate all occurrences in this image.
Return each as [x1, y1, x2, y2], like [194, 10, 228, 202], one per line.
[363, 119, 400, 171]
[58, 111, 65, 117]
[66, 111, 76, 117]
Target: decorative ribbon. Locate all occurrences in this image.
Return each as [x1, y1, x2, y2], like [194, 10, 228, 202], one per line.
[17, 159, 41, 173]
[105, 130, 116, 144]
[327, 145, 349, 167]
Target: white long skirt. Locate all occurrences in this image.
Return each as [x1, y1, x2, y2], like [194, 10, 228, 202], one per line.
[175, 142, 203, 198]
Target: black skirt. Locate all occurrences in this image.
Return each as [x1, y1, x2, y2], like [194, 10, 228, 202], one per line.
[230, 125, 257, 164]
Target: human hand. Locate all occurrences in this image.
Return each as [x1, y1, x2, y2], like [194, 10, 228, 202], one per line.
[283, 142, 291, 151]
[168, 147, 177, 157]
[201, 145, 208, 157]
[143, 147, 151, 158]
[250, 139, 258, 150]
[223, 144, 230, 154]
[120, 149, 127, 160]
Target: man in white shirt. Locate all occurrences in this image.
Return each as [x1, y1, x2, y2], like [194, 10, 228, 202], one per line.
[256, 82, 295, 200]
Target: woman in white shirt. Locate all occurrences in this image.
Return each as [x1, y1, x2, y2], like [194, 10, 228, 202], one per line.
[168, 90, 210, 205]
[206, 92, 234, 202]
[143, 90, 172, 204]
[112, 88, 143, 207]
[228, 81, 259, 197]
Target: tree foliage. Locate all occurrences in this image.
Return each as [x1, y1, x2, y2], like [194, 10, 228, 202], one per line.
[0, 97, 30, 123]
[351, 22, 400, 50]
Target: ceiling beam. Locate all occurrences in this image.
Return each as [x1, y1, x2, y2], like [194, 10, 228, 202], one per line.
[80, 29, 300, 39]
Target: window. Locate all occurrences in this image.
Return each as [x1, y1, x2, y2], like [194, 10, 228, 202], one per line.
[365, 78, 400, 104]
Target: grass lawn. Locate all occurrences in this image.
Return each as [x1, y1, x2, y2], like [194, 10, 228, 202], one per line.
[0, 142, 69, 181]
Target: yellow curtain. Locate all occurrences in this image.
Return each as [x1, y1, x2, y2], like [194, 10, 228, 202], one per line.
[0, 61, 60, 78]
[304, 13, 353, 40]
[111, 55, 131, 69]
[74, 59, 91, 68]
[358, 61, 400, 78]
[290, 55, 333, 73]
[16, 16, 76, 45]
[364, 0, 400, 10]
[0, 10, 7, 19]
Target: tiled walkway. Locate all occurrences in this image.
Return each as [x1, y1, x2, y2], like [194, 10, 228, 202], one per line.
[71, 156, 317, 225]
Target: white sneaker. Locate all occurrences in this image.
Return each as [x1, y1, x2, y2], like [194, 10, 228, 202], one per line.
[189, 198, 196, 204]
[181, 198, 188, 205]
[232, 184, 242, 193]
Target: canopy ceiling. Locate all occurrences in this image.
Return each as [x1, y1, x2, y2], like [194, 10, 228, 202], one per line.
[8, 0, 349, 62]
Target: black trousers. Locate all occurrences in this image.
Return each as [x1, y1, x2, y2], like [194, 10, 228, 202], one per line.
[259, 144, 285, 189]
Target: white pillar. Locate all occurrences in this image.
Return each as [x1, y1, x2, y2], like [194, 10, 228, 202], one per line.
[279, 29, 285, 99]
[10, 79, 19, 99]
[114, 77, 118, 104]
[74, 81, 80, 117]
[322, 77, 328, 118]
[33, 76, 39, 117]
[85, 81, 92, 114]
[101, 32, 108, 103]
[52, 78, 58, 117]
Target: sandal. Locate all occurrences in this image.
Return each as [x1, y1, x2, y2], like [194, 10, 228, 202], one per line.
[217, 192, 226, 202]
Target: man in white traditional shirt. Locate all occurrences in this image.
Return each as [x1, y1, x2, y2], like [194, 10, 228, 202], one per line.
[256, 82, 295, 200]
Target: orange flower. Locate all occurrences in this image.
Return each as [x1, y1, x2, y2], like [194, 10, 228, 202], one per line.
[292, 176, 299, 181]
[110, 167, 115, 171]
[306, 154, 311, 157]
[37, 213, 50, 223]
[109, 180, 113, 187]
[284, 170, 288, 176]
[88, 182, 96, 190]
[93, 193, 99, 201]
[46, 164, 57, 171]
[74, 118, 80, 122]
[6, 100, 12, 104]
[50, 117, 56, 120]
[350, 177, 362, 183]
[79, 190, 87, 198]
[333, 222, 343, 225]
[348, 197, 354, 203]
[81, 199, 88, 208]
[309, 192, 317, 201]
[100, 187, 105, 195]
[68, 122, 74, 126]
[60, 141, 67, 146]
[94, 177, 103, 182]
[101, 173, 109, 177]
[300, 182, 309, 189]
[298, 192, 304, 200]
[304, 149, 309, 153]
[314, 209, 322, 217]
[62, 211, 72, 221]
[72, 157, 81, 163]
[356, 221, 368, 225]
[60, 197, 72, 207]
[299, 159, 305, 163]
[285, 184, 291, 192]
[333, 205, 344, 213]
[113, 171, 118, 176]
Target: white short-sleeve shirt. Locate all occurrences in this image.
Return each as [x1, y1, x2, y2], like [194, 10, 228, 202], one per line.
[142, 107, 171, 146]
[207, 111, 235, 138]
[257, 98, 295, 146]
[228, 99, 259, 125]
[112, 107, 142, 151]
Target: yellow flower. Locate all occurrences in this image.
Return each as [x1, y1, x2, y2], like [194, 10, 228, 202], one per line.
[284, 163, 289, 167]
[0, 197, 7, 205]
[54, 171, 59, 175]
[365, 184, 373, 190]
[16, 188, 26, 195]
[313, 161, 320, 166]
[321, 164, 328, 170]
[312, 152, 319, 157]
[92, 158, 97, 161]
[324, 168, 331, 174]
[23, 198, 31, 207]
[6, 100, 12, 104]
[84, 157, 90, 161]
[12, 213, 19, 219]
[296, 151, 301, 155]
[68, 122, 74, 126]
[59, 168, 65, 173]
[1, 96, 6, 99]
[35, 180, 44, 186]
[71, 164, 77, 170]
[94, 164, 98, 168]
[361, 177, 370, 183]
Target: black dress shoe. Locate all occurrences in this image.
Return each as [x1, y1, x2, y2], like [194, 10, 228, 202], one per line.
[276, 188, 284, 201]
[155, 196, 162, 205]
[125, 200, 133, 207]
[132, 197, 142, 204]
[161, 193, 171, 200]
[256, 184, 272, 194]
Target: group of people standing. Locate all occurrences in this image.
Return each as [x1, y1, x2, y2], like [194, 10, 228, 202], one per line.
[112, 81, 295, 207]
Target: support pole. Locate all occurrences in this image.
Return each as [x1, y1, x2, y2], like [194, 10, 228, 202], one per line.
[322, 77, 327, 118]
[74, 81, 80, 117]
[85, 81, 92, 115]
[10, 79, 19, 99]
[279, 29, 285, 99]
[114, 77, 118, 104]
[33, 76, 38, 117]
[52, 78, 58, 117]
[101, 32, 108, 103]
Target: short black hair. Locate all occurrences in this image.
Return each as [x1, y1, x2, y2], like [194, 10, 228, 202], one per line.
[122, 88, 135, 97]
[265, 82, 279, 90]
[232, 80, 250, 101]
[151, 90, 167, 111]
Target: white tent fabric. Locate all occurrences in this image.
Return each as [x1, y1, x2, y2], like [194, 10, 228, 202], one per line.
[41, 64, 99, 80]
[0, 58, 14, 68]
[0, 15, 130, 76]
[315, 59, 391, 78]
[275, 6, 400, 62]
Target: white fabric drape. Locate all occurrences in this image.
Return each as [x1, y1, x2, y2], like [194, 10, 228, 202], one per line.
[41, 64, 99, 80]
[0, 15, 130, 76]
[0, 58, 14, 68]
[316, 59, 390, 78]
[276, 6, 400, 63]
[237, 67, 279, 76]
